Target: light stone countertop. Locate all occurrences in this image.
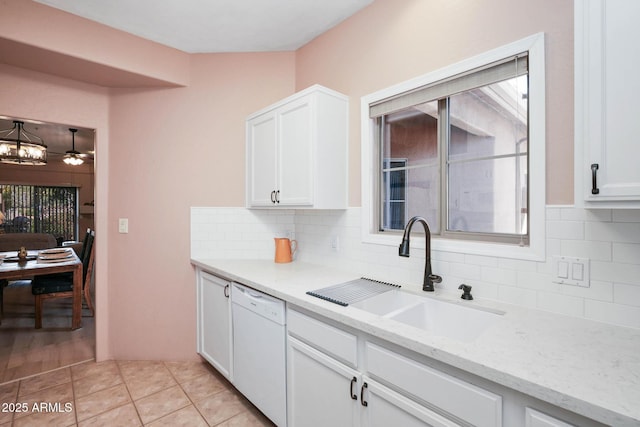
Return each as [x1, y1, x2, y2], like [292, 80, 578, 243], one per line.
[191, 258, 640, 427]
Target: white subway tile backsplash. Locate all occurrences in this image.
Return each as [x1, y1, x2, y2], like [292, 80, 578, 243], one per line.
[586, 221, 640, 243]
[480, 266, 518, 286]
[497, 285, 537, 309]
[464, 254, 499, 267]
[591, 260, 640, 285]
[448, 262, 482, 280]
[497, 258, 538, 273]
[560, 239, 612, 261]
[517, 270, 560, 293]
[559, 279, 613, 303]
[585, 299, 640, 329]
[560, 206, 612, 222]
[536, 292, 584, 318]
[613, 283, 640, 308]
[465, 280, 499, 300]
[191, 205, 640, 329]
[613, 243, 640, 264]
[547, 220, 584, 240]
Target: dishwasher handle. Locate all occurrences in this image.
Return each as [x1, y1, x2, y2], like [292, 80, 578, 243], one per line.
[236, 285, 265, 300]
[231, 282, 286, 325]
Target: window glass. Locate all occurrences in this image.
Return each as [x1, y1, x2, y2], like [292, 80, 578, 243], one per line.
[447, 75, 528, 236]
[376, 64, 529, 243]
[381, 102, 439, 232]
[0, 184, 78, 240]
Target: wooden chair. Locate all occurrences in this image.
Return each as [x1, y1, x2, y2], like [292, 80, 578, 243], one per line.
[31, 231, 95, 328]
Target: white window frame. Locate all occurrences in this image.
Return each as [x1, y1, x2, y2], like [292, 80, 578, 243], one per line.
[360, 33, 546, 261]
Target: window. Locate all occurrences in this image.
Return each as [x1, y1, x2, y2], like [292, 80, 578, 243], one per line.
[0, 184, 78, 240]
[361, 34, 545, 260]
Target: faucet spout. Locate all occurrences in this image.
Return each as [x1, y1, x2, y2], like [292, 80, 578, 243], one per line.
[399, 216, 442, 292]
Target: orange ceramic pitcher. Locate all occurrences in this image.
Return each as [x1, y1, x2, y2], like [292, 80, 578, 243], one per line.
[274, 237, 297, 263]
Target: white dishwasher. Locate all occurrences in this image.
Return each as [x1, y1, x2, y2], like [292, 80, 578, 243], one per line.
[231, 282, 287, 427]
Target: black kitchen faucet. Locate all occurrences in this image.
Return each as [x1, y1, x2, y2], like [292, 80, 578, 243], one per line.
[398, 216, 442, 292]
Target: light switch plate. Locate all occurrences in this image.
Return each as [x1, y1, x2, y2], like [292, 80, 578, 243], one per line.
[552, 256, 590, 287]
[118, 218, 129, 234]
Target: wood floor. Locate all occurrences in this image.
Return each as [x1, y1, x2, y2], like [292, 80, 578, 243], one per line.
[0, 280, 95, 384]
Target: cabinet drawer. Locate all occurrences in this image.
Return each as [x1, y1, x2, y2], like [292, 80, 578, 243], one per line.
[287, 309, 357, 367]
[366, 342, 502, 427]
[525, 408, 575, 427]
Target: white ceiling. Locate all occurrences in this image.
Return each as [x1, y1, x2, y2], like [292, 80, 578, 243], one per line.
[33, 0, 374, 53]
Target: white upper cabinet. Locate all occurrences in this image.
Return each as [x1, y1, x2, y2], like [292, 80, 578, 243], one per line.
[575, 0, 640, 207]
[246, 84, 349, 209]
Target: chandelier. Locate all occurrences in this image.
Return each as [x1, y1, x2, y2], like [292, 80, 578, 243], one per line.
[63, 128, 84, 166]
[0, 120, 47, 165]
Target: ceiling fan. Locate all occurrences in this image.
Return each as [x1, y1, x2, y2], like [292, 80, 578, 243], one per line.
[37, 124, 94, 164]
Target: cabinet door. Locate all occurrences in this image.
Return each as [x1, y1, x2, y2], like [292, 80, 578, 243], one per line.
[277, 95, 314, 206]
[247, 111, 278, 206]
[362, 378, 461, 427]
[196, 271, 232, 380]
[577, 0, 640, 204]
[287, 336, 360, 427]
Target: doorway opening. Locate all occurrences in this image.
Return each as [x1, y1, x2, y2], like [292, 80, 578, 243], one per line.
[0, 116, 96, 383]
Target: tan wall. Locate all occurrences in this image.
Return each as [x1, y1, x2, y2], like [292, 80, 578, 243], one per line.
[295, 0, 574, 205]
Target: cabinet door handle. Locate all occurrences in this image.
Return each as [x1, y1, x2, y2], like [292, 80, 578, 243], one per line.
[270, 191, 276, 203]
[360, 382, 368, 407]
[591, 163, 600, 195]
[349, 376, 357, 400]
[223, 284, 229, 298]
[275, 190, 280, 203]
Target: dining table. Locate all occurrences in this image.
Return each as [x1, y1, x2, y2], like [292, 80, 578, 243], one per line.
[0, 249, 83, 329]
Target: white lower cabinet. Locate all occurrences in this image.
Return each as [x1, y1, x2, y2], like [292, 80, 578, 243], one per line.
[195, 269, 232, 380]
[284, 307, 611, 427]
[287, 308, 493, 427]
[287, 336, 457, 427]
[287, 336, 360, 427]
[362, 378, 461, 427]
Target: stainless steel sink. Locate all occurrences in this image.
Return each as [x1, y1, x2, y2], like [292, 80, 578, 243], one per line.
[351, 289, 503, 342]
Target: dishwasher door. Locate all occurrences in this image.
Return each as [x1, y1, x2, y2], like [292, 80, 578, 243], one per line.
[231, 282, 287, 426]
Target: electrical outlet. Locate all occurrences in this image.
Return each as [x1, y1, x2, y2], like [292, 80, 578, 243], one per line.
[552, 256, 590, 287]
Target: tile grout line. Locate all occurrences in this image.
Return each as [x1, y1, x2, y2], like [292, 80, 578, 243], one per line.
[114, 360, 145, 426]
[0, 357, 95, 388]
[161, 360, 211, 426]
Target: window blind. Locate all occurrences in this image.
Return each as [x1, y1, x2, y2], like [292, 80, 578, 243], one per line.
[369, 54, 528, 118]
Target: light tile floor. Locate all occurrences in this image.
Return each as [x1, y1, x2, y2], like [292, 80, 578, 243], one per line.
[0, 359, 275, 426]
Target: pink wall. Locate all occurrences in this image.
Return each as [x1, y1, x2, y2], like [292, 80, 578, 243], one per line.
[106, 53, 295, 359]
[1, 0, 575, 361]
[295, 0, 574, 205]
[0, 62, 111, 359]
[0, 0, 190, 87]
